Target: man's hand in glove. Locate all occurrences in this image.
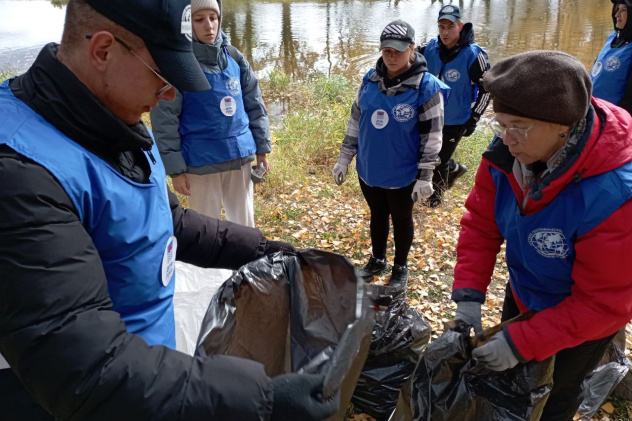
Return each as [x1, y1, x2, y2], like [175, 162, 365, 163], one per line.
[454, 301, 483, 334]
[332, 163, 348, 186]
[411, 179, 433, 202]
[271, 373, 340, 421]
[461, 117, 478, 137]
[472, 331, 520, 371]
[264, 240, 297, 255]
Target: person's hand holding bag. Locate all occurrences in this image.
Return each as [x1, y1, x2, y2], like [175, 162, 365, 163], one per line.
[271, 373, 340, 420]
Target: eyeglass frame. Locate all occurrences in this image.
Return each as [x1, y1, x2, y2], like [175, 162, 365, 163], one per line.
[486, 116, 538, 143]
[85, 34, 173, 96]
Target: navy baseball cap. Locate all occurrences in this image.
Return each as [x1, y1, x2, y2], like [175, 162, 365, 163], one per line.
[87, 0, 210, 92]
[380, 20, 415, 51]
[438, 5, 462, 22]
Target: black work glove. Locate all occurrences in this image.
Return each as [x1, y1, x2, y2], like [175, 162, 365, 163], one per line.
[271, 373, 340, 421]
[264, 239, 297, 255]
[461, 117, 478, 137]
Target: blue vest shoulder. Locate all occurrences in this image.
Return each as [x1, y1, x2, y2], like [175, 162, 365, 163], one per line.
[591, 32, 632, 105]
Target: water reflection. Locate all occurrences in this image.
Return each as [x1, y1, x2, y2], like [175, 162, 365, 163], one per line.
[222, 0, 613, 82]
[0, 0, 615, 82]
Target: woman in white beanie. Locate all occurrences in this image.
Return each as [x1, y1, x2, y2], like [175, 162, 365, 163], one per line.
[151, 0, 271, 227]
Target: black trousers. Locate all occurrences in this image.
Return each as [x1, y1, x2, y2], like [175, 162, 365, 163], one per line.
[502, 284, 616, 421]
[359, 178, 415, 267]
[0, 369, 53, 420]
[432, 124, 464, 193]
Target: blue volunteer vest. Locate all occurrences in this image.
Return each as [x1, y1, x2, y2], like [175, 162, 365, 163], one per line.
[490, 161, 632, 310]
[424, 39, 484, 125]
[0, 81, 177, 348]
[591, 31, 632, 105]
[179, 48, 256, 166]
[357, 70, 448, 188]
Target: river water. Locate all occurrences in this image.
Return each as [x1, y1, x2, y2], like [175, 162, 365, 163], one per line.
[0, 0, 615, 82]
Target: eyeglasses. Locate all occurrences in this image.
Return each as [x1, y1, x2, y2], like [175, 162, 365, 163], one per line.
[487, 117, 538, 143]
[85, 34, 173, 96]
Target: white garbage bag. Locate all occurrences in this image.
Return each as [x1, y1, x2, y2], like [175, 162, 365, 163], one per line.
[173, 262, 232, 355]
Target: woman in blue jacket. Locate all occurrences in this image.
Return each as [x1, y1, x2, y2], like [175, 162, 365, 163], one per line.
[151, 0, 271, 227]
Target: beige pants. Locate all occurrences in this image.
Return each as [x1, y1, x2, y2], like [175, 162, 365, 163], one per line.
[187, 164, 255, 227]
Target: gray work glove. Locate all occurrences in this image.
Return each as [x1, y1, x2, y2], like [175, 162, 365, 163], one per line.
[271, 373, 340, 421]
[472, 331, 520, 371]
[454, 301, 483, 334]
[411, 179, 433, 202]
[332, 163, 348, 186]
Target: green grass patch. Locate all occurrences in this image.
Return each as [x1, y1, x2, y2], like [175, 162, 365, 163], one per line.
[265, 69, 291, 92]
[0, 68, 20, 83]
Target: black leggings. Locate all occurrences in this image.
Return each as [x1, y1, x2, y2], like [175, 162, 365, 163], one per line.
[432, 125, 464, 192]
[502, 284, 616, 421]
[359, 178, 415, 266]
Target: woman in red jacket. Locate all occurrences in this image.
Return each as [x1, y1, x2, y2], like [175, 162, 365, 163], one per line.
[452, 50, 632, 421]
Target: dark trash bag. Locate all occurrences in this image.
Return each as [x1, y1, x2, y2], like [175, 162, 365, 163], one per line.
[401, 321, 555, 421]
[351, 285, 431, 420]
[195, 248, 373, 421]
[577, 328, 632, 420]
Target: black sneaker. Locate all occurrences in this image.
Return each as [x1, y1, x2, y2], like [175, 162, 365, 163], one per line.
[357, 257, 388, 279]
[388, 264, 409, 289]
[424, 190, 442, 208]
[447, 163, 468, 189]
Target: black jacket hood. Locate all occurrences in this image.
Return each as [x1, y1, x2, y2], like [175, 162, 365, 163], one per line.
[612, 1, 632, 45]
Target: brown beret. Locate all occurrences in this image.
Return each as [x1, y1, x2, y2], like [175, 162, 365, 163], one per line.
[483, 50, 592, 126]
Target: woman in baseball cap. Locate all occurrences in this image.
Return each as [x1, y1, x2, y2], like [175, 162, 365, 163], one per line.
[333, 19, 449, 289]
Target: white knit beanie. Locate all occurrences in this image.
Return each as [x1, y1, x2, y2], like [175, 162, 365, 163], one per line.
[191, 0, 220, 15]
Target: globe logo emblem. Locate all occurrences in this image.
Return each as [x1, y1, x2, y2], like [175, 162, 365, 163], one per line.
[226, 77, 241, 95]
[445, 69, 461, 82]
[605, 57, 621, 72]
[528, 228, 569, 258]
[392, 104, 415, 122]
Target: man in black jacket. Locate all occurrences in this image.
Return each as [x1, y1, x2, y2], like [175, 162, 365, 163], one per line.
[0, 0, 337, 420]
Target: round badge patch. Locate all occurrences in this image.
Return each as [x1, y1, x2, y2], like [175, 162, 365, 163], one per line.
[161, 236, 177, 286]
[181, 5, 192, 41]
[371, 109, 389, 129]
[220, 96, 237, 117]
[591, 61, 603, 77]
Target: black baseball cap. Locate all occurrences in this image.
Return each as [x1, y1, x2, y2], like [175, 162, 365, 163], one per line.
[86, 0, 210, 92]
[438, 5, 462, 22]
[380, 20, 415, 51]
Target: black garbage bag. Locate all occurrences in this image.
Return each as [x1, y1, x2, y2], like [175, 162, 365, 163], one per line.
[577, 329, 632, 420]
[351, 284, 432, 420]
[406, 321, 555, 421]
[195, 248, 374, 421]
